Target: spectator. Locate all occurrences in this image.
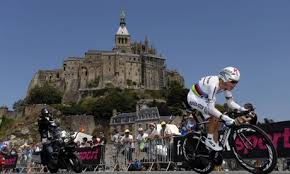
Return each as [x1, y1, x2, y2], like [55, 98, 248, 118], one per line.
[179, 115, 188, 136]
[136, 127, 148, 156]
[159, 121, 172, 140]
[91, 136, 99, 146]
[146, 123, 159, 140]
[186, 115, 196, 133]
[80, 137, 90, 147]
[111, 129, 121, 163]
[99, 132, 107, 145]
[120, 129, 134, 163]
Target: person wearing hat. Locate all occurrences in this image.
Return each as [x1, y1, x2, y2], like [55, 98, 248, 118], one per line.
[136, 127, 148, 155]
[159, 121, 172, 140]
[121, 129, 134, 162]
[147, 123, 159, 140]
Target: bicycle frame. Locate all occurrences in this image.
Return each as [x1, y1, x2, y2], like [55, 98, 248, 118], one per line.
[194, 120, 232, 151]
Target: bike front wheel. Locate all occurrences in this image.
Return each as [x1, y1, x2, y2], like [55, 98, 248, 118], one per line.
[183, 135, 214, 174]
[229, 124, 277, 174]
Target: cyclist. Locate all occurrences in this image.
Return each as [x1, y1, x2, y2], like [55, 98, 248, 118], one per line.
[187, 66, 248, 151]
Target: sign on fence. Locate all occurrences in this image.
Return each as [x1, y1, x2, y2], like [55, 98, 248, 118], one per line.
[76, 145, 103, 166]
[172, 121, 290, 160]
[3, 155, 18, 169]
[223, 121, 290, 158]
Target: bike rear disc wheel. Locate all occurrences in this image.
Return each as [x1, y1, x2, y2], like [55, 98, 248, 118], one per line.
[229, 124, 277, 174]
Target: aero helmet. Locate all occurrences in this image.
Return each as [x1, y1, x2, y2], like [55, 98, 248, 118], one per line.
[219, 66, 240, 82]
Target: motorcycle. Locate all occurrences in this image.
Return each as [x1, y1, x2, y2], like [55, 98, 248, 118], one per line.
[42, 131, 83, 173]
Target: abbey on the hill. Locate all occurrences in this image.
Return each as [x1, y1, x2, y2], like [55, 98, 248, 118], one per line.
[28, 10, 184, 103]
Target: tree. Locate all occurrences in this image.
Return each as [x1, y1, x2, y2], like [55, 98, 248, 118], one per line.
[13, 99, 27, 112]
[87, 77, 100, 88]
[27, 83, 62, 104]
[80, 96, 98, 115]
[166, 81, 189, 115]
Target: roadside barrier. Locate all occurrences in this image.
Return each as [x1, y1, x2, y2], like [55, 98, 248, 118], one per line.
[112, 137, 175, 171]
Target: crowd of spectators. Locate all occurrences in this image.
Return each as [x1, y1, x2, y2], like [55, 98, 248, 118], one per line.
[76, 132, 107, 148]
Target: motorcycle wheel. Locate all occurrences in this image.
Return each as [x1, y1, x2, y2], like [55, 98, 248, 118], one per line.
[47, 159, 59, 173]
[68, 153, 83, 173]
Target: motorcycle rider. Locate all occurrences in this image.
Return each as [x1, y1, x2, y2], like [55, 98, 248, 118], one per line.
[187, 66, 248, 151]
[38, 107, 61, 164]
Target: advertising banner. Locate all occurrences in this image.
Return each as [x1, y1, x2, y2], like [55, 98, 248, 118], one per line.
[76, 145, 102, 166]
[172, 121, 290, 160]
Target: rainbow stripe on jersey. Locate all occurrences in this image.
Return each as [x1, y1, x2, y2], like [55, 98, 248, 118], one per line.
[191, 84, 208, 98]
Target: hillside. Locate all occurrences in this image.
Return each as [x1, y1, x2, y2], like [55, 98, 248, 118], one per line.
[0, 105, 67, 147]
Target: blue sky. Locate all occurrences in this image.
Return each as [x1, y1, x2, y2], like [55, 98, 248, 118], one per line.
[0, 1, 289, 121]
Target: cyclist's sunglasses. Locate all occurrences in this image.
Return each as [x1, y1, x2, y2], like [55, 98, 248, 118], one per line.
[230, 80, 239, 84]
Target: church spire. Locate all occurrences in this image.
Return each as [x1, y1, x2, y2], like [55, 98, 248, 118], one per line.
[116, 9, 129, 35]
[114, 9, 131, 53]
[120, 9, 126, 27]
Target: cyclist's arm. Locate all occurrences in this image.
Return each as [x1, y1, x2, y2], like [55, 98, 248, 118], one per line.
[207, 100, 223, 117]
[224, 90, 246, 111]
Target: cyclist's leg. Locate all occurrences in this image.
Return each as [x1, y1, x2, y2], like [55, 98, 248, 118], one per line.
[187, 90, 209, 119]
[207, 116, 220, 142]
[187, 90, 222, 151]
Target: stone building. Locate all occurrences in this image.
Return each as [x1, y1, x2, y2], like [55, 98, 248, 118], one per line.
[167, 69, 185, 87]
[110, 105, 160, 135]
[28, 10, 184, 103]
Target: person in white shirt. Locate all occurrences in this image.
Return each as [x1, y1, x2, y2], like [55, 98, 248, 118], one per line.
[136, 127, 148, 150]
[187, 66, 248, 151]
[120, 129, 134, 162]
[136, 127, 148, 157]
[159, 121, 172, 140]
[146, 123, 159, 140]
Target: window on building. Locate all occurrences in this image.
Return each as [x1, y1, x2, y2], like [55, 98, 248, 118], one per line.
[123, 117, 129, 122]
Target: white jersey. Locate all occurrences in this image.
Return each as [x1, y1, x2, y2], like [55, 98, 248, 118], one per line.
[188, 75, 242, 119]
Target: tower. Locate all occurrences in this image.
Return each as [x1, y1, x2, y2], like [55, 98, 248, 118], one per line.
[114, 10, 131, 53]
